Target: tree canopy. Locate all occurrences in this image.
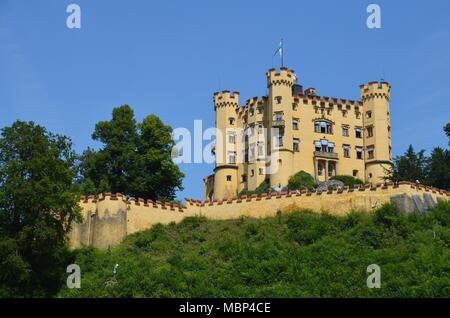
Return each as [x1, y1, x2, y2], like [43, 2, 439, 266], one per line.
[77, 105, 184, 200]
[385, 123, 450, 190]
[0, 121, 81, 297]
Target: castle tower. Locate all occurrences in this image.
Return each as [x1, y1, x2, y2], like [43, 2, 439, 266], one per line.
[360, 81, 393, 184]
[266, 68, 296, 188]
[213, 91, 239, 200]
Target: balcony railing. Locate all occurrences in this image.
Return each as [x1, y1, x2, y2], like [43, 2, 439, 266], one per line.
[314, 151, 338, 159]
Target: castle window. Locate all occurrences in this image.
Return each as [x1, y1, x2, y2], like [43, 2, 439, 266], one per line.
[318, 164, 323, 176]
[314, 107, 319, 114]
[274, 111, 283, 121]
[249, 143, 256, 161]
[229, 117, 235, 125]
[276, 134, 284, 147]
[249, 108, 254, 116]
[315, 140, 334, 153]
[249, 124, 255, 136]
[258, 123, 263, 135]
[356, 147, 363, 159]
[314, 120, 332, 134]
[366, 111, 372, 119]
[241, 174, 246, 183]
[367, 146, 375, 159]
[251, 169, 254, 177]
[342, 110, 348, 117]
[388, 126, 391, 138]
[293, 138, 300, 152]
[226, 175, 232, 182]
[242, 149, 248, 163]
[356, 112, 361, 119]
[369, 173, 373, 178]
[343, 145, 350, 158]
[292, 118, 299, 130]
[275, 96, 282, 104]
[355, 128, 362, 138]
[292, 103, 298, 111]
[258, 168, 264, 175]
[327, 109, 332, 115]
[353, 170, 358, 177]
[327, 142, 335, 153]
[228, 151, 236, 164]
[389, 146, 392, 160]
[367, 126, 374, 138]
[228, 132, 236, 144]
[258, 142, 265, 157]
[342, 126, 349, 137]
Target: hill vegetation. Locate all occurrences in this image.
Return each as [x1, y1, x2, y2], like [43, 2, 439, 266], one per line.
[59, 202, 450, 298]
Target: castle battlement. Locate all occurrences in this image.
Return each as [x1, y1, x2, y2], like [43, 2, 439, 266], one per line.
[213, 90, 240, 109]
[294, 93, 363, 109]
[360, 81, 391, 101]
[70, 183, 448, 249]
[266, 67, 296, 86]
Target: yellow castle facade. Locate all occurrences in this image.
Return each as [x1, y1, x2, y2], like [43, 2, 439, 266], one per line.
[204, 67, 393, 201]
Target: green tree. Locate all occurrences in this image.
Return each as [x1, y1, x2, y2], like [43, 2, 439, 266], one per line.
[427, 147, 450, 190]
[445, 123, 450, 145]
[0, 121, 81, 297]
[394, 144, 428, 183]
[288, 170, 316, 190]
[79, 105, 184, 200]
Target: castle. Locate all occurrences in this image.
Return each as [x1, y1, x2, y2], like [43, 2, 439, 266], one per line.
[68, 66, 449, 250]
[204, 67, 393, 201]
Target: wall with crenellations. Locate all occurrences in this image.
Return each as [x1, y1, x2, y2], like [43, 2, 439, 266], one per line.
[68, 182, 449, 249]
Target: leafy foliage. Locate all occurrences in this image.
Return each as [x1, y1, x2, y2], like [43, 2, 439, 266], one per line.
[77, 105, 184, 200]
[329, 175, 364, 188]
[384, 125, 450, 190]
[0, 121, 81, 297]
[288, 170, 316, 191]
[238, 180, 270, 197]
[59, 202, 450, 297]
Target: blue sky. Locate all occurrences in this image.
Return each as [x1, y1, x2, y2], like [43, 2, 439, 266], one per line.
[1, 0, 449, 200]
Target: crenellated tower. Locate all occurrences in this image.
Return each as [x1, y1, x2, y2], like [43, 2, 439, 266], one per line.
[360, 81, 393, 184]
[266, 67, 296, 188]
[213, 90, 239, 200]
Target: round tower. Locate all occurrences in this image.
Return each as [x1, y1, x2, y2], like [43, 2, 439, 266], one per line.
[360, 81, 393, 184]
[213, 91, 239, 200]
[266, 67, 296, 188]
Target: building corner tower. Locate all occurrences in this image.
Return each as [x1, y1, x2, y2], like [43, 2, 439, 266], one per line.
[266, 67, 296, 188]
[360, 81, 393, 184]
[213, 91, 239, 200]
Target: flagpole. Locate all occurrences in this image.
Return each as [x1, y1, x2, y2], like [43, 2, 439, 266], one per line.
[281, 39, 284, 67]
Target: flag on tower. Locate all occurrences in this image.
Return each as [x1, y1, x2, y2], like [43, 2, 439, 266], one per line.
[273, 39, 284, 67]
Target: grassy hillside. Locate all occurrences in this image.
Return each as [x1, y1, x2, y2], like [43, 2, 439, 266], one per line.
[59, 202, 450, 297]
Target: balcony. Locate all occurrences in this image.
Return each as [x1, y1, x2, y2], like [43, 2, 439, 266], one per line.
[314, 151, 338, 160]
[272, 119, 285, 127]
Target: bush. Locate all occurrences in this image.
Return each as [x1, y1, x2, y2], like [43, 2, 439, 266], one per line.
[238, 180, 270, 197]
[288, 171, 316, 190]
[329, 175, 364, 188]
[58, 203, 450, 298]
